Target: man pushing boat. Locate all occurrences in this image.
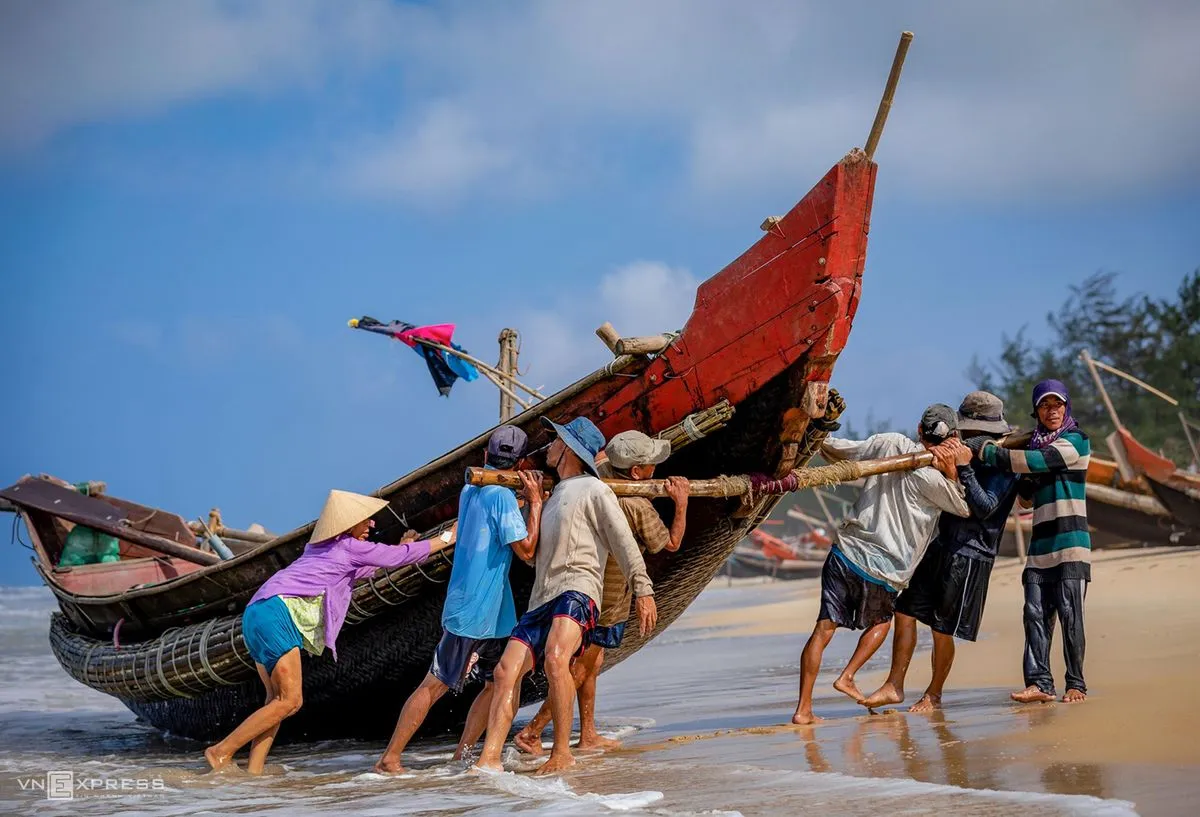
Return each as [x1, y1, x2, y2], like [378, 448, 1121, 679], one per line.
[792, 405, 970, 725]
[375, 426, 544, 773]
[514, 430, 688, 756]
[474, 416, 657, 775]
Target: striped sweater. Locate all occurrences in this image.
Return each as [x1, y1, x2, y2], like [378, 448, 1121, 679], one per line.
[979, 429, 1092, 583]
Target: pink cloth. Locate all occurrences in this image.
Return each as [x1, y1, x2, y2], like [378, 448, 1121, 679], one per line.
[249, 534, 431, 660]
[393, 323, 456, 348]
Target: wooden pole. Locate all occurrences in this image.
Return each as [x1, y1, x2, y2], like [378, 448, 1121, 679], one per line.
[1011, 507, 1027, 561]
[1180, 413, 1200, 468]
[1090, 357, 1179, 406]
[497, 328, 520, 422]
[813, 488, 839, 530]
[595, 322, 622, 354]
[411, 337, 546, 400]
[1080, 349, 1124, 432]
[616, 334, 672, 356]
[864, 31, 914, 161]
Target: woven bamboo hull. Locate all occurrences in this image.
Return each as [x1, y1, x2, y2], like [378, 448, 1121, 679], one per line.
[32, 150, 876, 741]
[50, 369, 817, 741]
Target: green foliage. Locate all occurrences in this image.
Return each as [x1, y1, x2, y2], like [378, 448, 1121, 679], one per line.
[969, 270, 1200, 466]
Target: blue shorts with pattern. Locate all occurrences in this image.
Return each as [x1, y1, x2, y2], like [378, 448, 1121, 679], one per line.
[589, 621, 626, 649]
[510, 590, 597, 665]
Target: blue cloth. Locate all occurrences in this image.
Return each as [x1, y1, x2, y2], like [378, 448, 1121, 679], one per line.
[441, 475, 527, 639]
[242, 596, 303, 674]
[832, 546, 897, 593]
[590, 621, 626, 649]
[510, 590, 597, 665]
[429, 631, 507, 693]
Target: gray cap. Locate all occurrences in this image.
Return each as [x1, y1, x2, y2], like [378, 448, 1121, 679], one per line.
[957, 391, 1011, 435]
[919, 404, 958, 444]
[487, 425, 528, 461]
[605, 430, 671, 470]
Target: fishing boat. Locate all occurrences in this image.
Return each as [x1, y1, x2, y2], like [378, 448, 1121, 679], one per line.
[1111, 428, 1200, 531]
[1, 32, 923, 743]
[725, 528, 829, 580]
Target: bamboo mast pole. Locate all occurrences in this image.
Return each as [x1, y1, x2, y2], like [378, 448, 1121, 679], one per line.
[1080, 349, 1123, 432]
[412, 337, 546, 400]
[1089, 357, 1179, 406]
[864, 31, 914, 160]
[1180, 413, 1200, 468]
[497, 328, 520, 422]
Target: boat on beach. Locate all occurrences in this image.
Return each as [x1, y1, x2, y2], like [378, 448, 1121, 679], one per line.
[3, 148, 880, 743]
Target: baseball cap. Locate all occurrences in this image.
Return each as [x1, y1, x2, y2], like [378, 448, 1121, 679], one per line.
[919, 404, 958, 444]
[487, 425, 528, 461]
[606, 430, 671, 470]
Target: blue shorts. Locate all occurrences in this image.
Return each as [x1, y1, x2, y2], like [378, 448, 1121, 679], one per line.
[242, 596, 303, 674]
[589, 622, 626, 649]
[430, 631, 507, 693]
[510, 591, 597, 665]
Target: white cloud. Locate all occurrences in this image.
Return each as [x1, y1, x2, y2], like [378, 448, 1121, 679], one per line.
[338, 104, 517, 202]
[514, 260, 699, 390]
[4, 1, 1200, 201]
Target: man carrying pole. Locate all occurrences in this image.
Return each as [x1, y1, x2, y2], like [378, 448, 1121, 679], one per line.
[474, 417, 657, 775]
[791, 405, 971, 725]
[514, 431, 688, 756]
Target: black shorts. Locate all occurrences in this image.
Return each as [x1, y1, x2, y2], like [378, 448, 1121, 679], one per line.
[818, 550, 897, 630]
[429, 631, 507, 693]
[895, 544, 993, 642]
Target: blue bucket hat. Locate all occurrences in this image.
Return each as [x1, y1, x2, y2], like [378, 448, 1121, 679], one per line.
[541, 416, 606, 477]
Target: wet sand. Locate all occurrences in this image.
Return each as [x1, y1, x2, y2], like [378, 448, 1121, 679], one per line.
[653, 546, 1200, 816]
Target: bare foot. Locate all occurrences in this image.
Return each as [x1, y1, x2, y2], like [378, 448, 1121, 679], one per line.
[374, 756, 405, 774]
[534, 752, 577, 776]
[832, 675, 865, 703]
[791, 710, 823, 726]
[513, 729, 546, 757]
[576, 733, 621, 751]
[473, 758, 504, 773]
[861, 681, 904, 709]
[1010, 685, 1056, 703]
[1062, 689, 1087, 703]
[908, 693, 941, 713]
[204, 746, 232, 773]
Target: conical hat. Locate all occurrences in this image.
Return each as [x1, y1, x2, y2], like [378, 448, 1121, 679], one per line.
[309, 490, 390, 544]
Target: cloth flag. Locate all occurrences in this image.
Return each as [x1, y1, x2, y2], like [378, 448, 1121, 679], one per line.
[351, 316, 480, 396]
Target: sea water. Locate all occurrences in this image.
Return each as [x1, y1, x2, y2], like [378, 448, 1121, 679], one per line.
[0, 584, 1140, 816]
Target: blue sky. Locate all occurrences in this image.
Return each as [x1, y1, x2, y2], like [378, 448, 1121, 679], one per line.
[2, 1, 1198, 585]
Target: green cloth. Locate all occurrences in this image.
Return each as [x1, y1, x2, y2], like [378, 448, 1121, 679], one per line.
[58, 526, 121, 566]
[281, 594, 326, 656]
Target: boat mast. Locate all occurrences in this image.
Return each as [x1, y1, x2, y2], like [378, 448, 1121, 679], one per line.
[497, 328, 520, 422]
[864, 31, 914, 160]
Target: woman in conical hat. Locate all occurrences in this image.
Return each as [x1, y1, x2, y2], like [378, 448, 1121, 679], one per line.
[205, 490, 455, 774]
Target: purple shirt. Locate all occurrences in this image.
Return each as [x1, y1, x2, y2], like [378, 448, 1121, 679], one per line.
[249, 533, 432, 660]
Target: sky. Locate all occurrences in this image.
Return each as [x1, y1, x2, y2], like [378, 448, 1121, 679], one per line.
[2, 1, 1198, 585]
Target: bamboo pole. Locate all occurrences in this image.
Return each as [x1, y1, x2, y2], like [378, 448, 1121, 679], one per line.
[186, 521, 274, 544]
[616, 334, 673, 356]
[595, 322, 622, 354]
[654, 400, 735, 454]
[467, 428, 1034, 498]
[1080, 349, 1125, 431]
[1180, 413, 1200, 468]
[1089, 357, 1179, 406]
[497, 329, 520, 422]
[864, 31, 914, 160]
[410, 337, 547, 400]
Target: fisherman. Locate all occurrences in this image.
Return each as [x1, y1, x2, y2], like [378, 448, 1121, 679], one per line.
[514, 430, 689, 756]
[205, 490, 453, 774]
[375, 426, 543, 773]
[970, 379, 1092, 704]
[791, 405, 971, 725]
[860, 392, 1021, 712]
[475, 417, 657, 775]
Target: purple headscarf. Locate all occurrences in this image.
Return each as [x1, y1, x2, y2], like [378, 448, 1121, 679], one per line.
[1029, 378, 1078, 450]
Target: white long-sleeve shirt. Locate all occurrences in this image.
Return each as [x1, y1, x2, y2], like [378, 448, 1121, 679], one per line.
[529, 474, 653, 609]
[821, 433, 970, 591]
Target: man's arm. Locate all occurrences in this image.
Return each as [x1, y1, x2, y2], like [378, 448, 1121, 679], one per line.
[506, 471, 543, 563]
[944, 439, 1007, 519]
[595, 487, 658, 635]
[916, 469, 971, 518]
[662, 476, 689, 551]
[820, 437, 873, 463]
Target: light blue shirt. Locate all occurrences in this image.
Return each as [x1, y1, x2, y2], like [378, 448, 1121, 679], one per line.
[441, 477, 527, 639]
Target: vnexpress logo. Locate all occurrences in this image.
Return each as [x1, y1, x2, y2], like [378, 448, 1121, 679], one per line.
[46, 770, 73, 800]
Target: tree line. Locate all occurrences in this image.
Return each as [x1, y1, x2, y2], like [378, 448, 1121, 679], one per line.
[970, 269, 1199, 468]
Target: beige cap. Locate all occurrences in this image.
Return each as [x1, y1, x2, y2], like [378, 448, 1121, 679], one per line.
[605, 430, 671, 470]
[309, 489, 390, 544]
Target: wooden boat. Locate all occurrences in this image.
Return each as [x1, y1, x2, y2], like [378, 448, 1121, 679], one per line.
[1112, 428, 1200, 531]
[2, 145, 880, 743]
[724, 528, 829, 580]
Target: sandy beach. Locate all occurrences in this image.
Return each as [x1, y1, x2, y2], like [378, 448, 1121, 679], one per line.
[663, 546, 1200, 816]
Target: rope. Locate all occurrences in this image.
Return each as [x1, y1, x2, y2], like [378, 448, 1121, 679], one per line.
[197, 618, 236, 685]
[382, 569, 413, 599]
[155, 629, 191, 699]
[366, 574, 402, 607]
[682, 415, 705, 441]
[412, 560, 446, 584]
